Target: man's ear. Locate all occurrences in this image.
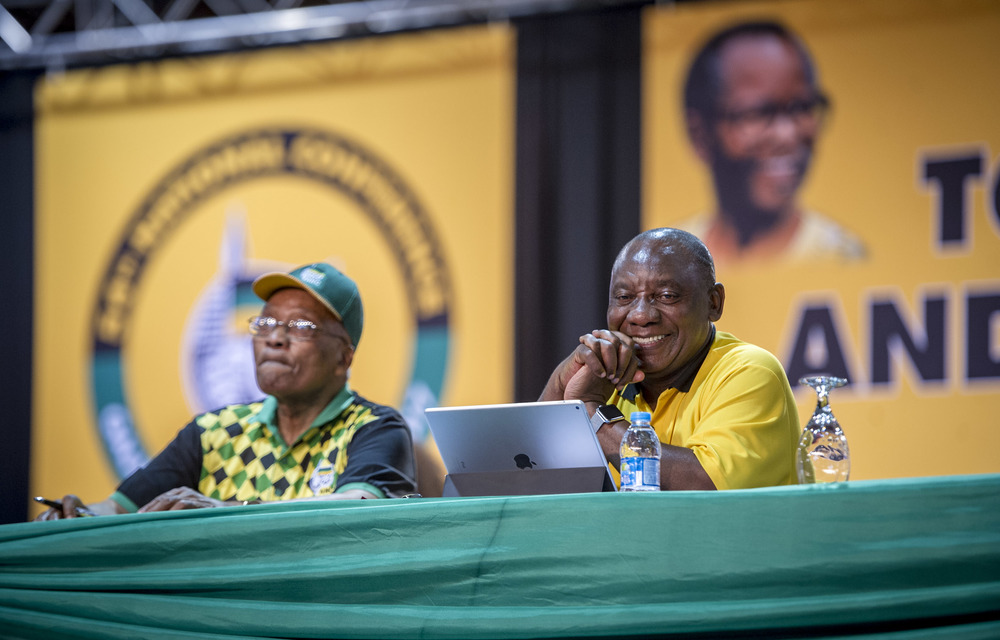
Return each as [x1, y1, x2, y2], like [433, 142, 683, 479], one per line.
[341, 345, 355, 370]
[685, 109, 712, 163]
[708, 283, 725, 322]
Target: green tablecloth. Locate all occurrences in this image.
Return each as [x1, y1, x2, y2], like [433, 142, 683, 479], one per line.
[1, 474, 998, 639]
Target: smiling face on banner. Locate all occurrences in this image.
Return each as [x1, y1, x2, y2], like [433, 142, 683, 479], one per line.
[688, 29, 823, 227]
[644, 0, 1000, 480]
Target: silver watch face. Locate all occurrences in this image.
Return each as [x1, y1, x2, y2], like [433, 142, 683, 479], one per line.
[599, 406, 624, 422]
[592, 405, 624, 430]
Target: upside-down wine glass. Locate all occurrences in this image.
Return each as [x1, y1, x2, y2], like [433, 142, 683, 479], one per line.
[796, 376, 850, 484]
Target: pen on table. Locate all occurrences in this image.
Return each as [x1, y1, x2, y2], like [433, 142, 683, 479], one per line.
[34, 496, 97, 517]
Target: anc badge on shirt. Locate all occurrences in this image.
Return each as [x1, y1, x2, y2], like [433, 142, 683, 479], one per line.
[309, 462, 337, 496]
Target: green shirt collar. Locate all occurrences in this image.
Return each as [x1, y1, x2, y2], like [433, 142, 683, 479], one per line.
[253, 384, 355, 447]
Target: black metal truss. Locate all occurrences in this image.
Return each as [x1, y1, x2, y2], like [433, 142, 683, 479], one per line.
[0, 0, 645, 70]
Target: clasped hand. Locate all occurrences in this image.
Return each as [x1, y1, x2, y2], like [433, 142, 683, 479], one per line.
[561, 329, 645, 403]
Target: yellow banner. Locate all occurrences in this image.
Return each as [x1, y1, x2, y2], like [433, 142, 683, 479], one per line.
[32, 25, 514, 507]
[644, 0, 1000, 479]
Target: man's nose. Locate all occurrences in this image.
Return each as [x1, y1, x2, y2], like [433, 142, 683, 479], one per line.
[265, 325, 290, 346]
[769, 110, 808, 143]
[628, 297, 658, 323]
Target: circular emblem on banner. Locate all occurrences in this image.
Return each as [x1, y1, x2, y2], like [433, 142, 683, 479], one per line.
[89, 127, 452, 478]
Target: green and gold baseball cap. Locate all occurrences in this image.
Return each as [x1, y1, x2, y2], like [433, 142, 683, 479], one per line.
[252, 262, 364, 347]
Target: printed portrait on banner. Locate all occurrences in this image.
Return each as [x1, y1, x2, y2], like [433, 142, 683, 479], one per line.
[672, 18, 865, 266]
[644, 0, 1000, 480]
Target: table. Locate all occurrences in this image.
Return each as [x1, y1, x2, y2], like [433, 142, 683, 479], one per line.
[1, 474, 998, 639]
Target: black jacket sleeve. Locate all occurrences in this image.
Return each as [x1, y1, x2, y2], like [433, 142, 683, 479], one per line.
[116, 419, 203, 509]
[337, 398, 417, 498]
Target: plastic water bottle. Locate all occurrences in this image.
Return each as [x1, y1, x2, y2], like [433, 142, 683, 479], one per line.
[619, 411, 661, 491]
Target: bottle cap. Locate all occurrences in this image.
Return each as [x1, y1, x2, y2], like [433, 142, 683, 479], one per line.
[630, 411, 651, 422]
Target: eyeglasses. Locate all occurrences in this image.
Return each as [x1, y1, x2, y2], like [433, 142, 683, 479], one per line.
[715, 93, 829, 136]
[248, 316, 345, 343]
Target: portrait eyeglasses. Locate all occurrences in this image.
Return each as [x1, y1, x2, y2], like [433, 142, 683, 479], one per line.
[248, 316, 346, 343]
[715, 93, 830, 133]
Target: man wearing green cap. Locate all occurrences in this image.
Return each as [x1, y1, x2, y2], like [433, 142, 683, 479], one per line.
[36, 263, 417, 519]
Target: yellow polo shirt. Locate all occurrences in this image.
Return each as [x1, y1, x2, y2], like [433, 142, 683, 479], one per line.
[609, 330, 800, 490]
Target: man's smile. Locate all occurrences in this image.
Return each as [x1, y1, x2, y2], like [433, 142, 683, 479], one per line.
[632, 335, 667, 347]
[757, 153, 802, 179]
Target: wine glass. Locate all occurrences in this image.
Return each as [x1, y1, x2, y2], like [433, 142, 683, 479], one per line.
[796, 376, 850, 484]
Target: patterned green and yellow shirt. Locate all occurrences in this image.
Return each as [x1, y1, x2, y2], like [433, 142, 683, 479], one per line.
[112, 386, 416, 511]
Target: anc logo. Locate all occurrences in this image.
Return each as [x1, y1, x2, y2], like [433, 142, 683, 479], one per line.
[89, 127, 452, 478]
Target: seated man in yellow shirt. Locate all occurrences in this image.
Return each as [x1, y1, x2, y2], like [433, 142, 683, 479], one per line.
[540, 227, 799, 490]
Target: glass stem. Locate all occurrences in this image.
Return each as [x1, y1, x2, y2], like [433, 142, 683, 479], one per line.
[815, 388, 830, 414]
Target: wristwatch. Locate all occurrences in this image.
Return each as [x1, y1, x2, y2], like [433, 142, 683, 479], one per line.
[590, 404, 626, 433]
